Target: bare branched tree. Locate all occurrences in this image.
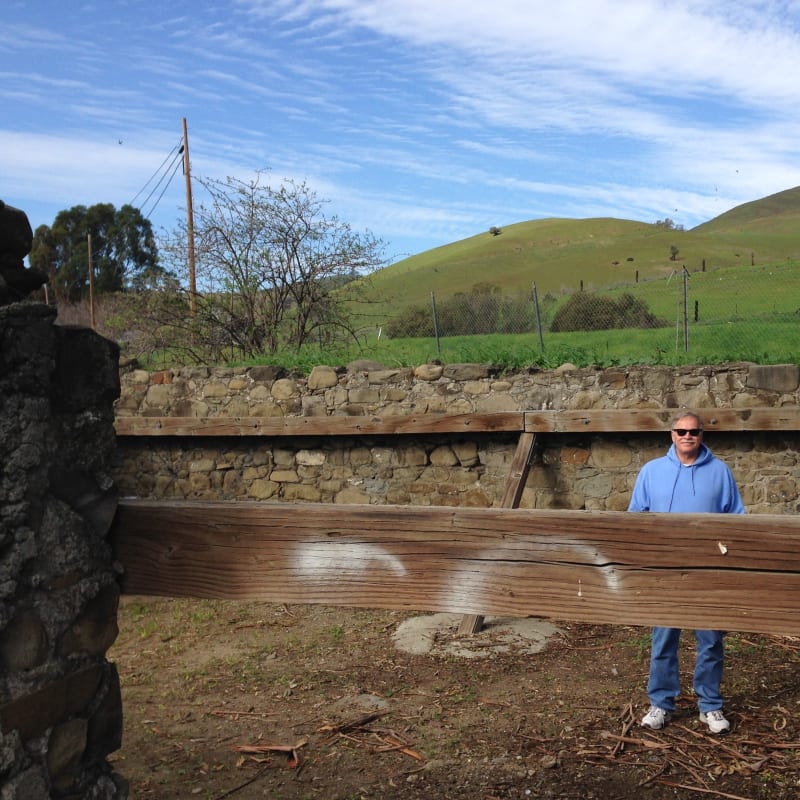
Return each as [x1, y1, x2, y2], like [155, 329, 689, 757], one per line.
[159, 172, 385, 361]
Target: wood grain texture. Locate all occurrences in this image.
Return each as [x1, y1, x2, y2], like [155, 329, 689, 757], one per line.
[114, 408, 800, 438]
[524, 408, 800, 432]
[111, 500, 800, 636]
[113, 412, 525, 437]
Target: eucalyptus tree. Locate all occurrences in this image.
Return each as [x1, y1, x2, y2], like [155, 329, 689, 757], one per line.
[30, 203, 160, 302]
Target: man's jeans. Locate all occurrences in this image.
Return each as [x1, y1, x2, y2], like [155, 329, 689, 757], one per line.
[647, 627, 725, 713]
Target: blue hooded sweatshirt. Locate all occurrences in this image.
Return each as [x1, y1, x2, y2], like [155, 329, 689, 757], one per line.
[628, 442, 745, 514]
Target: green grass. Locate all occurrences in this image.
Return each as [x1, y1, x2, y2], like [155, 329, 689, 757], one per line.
[327, 624, 345, 642]
[218, 320, 798, 373]
[602, 260, 800, 323]
[140, 188, 800, 372]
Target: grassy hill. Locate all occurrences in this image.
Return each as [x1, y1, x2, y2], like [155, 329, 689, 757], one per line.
[694, 185, 800, 234]
[354, 186, 800, 323]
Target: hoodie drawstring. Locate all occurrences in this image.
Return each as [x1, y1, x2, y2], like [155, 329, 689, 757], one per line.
[667, 462, 696, 511]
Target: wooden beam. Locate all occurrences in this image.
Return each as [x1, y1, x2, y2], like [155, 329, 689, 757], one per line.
[498, 431, 537, 508]
[458, 431, 537, 635]
[113, 412, 525, 438]
[114, 408, 800, 438]
[524, 408, 800, 433]
[110, 500, 800, 637]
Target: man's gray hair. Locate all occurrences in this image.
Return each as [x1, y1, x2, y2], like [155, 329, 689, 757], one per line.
[670, 410, 703, 429]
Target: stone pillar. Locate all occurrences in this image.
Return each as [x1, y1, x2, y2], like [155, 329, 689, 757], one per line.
[0, 303, 126, 799]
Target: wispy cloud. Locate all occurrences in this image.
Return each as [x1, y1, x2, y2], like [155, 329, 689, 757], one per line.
[3, 0, 800, 258]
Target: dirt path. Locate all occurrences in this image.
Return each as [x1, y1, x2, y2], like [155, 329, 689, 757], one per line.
[108, 597, 800, 799]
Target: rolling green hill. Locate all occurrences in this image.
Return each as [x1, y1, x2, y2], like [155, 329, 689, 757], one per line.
[354, 186, 800, 322]
[693, 185, 800, 234]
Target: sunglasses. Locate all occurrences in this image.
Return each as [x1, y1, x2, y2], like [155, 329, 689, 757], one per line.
[672, 428, 702, 436]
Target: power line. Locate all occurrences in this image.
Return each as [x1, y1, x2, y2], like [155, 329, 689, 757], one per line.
[138, 147, 184, 219]
[128, 142, 183, 208]
[141, 152, 185, 220]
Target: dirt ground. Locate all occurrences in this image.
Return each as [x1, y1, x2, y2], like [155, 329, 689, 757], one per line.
[108, 596, 800, 800]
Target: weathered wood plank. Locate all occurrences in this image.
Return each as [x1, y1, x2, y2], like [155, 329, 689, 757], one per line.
[498, 431, 537, 508]
[110, 500, 800, 637]
[113, 412, 525, 437]
[459, 431, 537, 635]
[114, 408, 800, 438]
[524, 408, 800, 433]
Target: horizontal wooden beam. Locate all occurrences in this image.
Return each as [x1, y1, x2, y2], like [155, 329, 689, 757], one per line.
[110, 500, 800, 637]
[524, 407, 800, 433]
[113, 412, 525, 437]
[113, 408, 800, 438]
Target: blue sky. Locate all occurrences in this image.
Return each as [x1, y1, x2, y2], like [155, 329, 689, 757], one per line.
[3, 0, 800, 264]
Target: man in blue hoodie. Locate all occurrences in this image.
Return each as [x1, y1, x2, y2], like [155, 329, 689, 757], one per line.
[628, 410, 745, 735]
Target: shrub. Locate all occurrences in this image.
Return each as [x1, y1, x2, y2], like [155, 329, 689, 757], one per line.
[385, 284, 537, 338]
[384, 305, 433, 338]
[551, 292, 667, 332]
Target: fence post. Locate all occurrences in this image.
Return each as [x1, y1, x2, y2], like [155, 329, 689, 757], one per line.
[531, 282, 544, 353]
[431, 291, 441, 355]
[682, 268, 689, 352]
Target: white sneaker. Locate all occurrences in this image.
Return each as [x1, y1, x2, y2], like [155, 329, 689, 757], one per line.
[641, 705, 672, 730]
[699, 709, 730, 734]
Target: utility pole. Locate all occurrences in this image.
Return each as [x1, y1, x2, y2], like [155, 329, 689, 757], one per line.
[182, 117, 197, 316]
[87, 233, 96, 330]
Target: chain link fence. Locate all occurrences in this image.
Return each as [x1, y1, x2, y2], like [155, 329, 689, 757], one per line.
[381, 261, 800, 364]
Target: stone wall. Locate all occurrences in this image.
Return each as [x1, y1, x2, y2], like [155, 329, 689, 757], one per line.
[114, 361, 800, 515]
[1, 304, 125, 799]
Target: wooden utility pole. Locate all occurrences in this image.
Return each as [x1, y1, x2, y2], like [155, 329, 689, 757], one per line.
[182, 117, 197, 316]
[87, 233, 96, 330]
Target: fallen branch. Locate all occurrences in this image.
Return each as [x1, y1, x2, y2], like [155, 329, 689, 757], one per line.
[318, 711, 388, 735]
[656, 779, 756, 800]
[211, 766, 269, 800]
[740, 636, 800, 654]
[636, 761, 668, 787]
[231, 739, 307, 769]
[375, 735, 424, 761]
[600, 731, 671, 750]
[610, 703, 635, 757]
[673, 724, 754, 761]
[211, 709, 275, 719]
[737, 738, 800, 750]
[479, 698, 512, 708]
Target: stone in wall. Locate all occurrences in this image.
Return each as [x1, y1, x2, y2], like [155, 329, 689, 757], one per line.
[747, 364, 800, 394]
